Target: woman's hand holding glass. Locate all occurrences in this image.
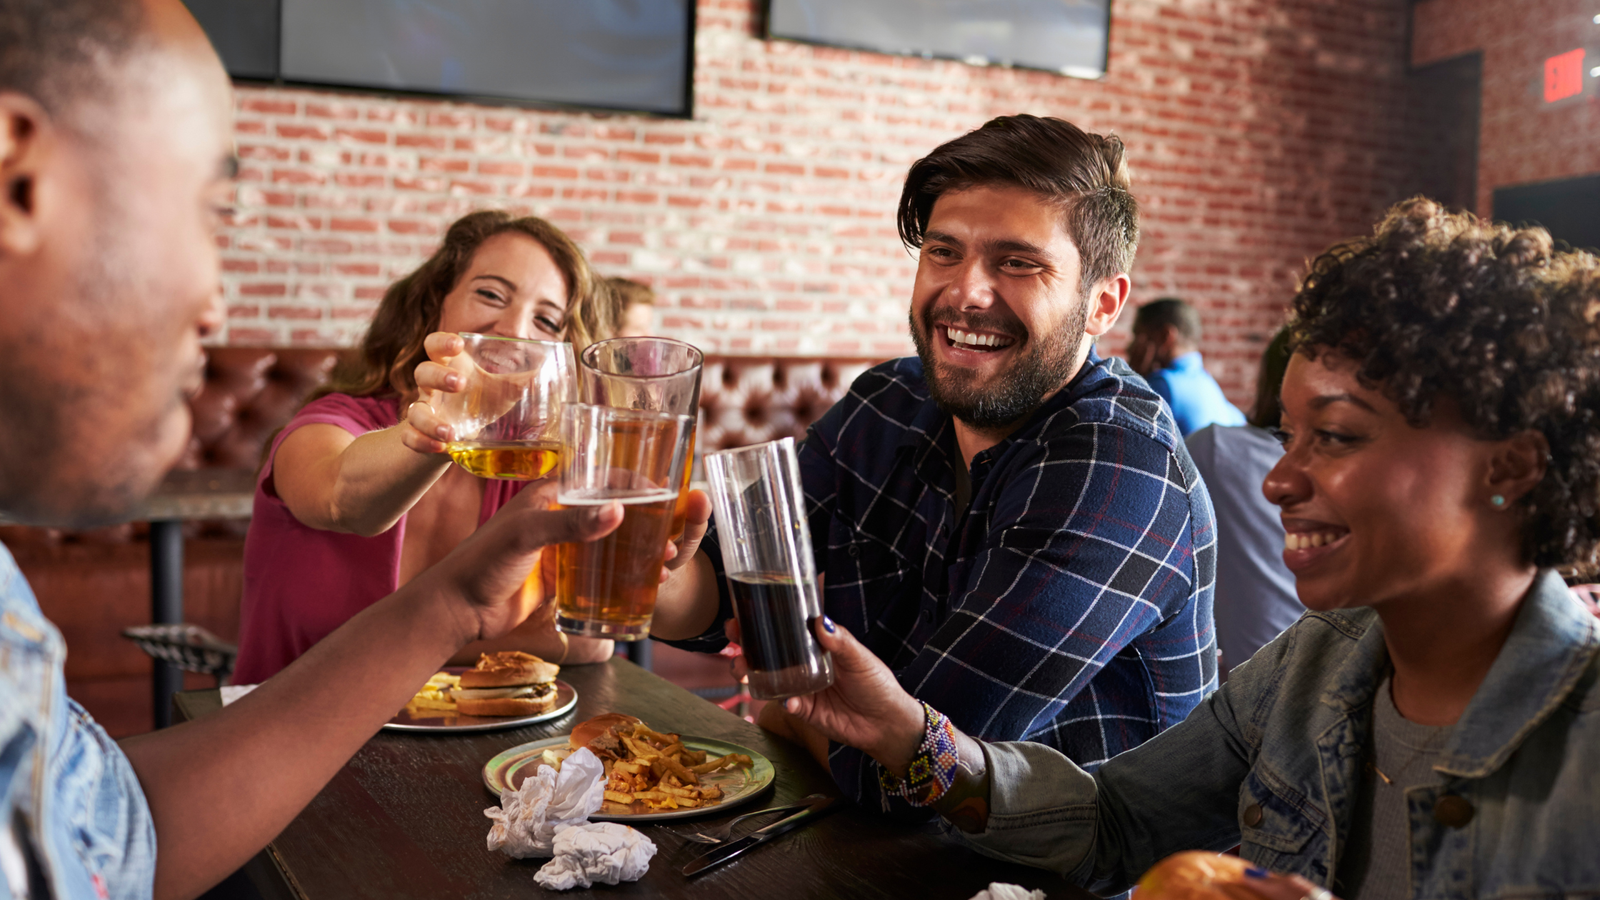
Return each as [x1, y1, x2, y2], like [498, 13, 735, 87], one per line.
[403, 331, 472, 454]
[774, 616, 927, 777]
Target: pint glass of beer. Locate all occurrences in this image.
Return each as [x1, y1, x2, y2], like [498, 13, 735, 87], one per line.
[579, 337, 703, 539]
[434, 333, 575, 480]
[702, 438, 833, 699]
[554, 403, 694, 640]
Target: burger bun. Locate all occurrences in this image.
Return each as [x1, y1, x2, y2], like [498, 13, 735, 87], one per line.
[1133, 852, 1253, 899]
[570, 713, 642, 749]
[459, 651, 560, 689]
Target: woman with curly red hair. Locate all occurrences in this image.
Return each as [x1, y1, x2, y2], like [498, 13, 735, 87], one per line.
[774, 198, 1600, 898]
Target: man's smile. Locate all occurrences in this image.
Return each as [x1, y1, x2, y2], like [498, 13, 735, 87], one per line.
[943, 325, 1017, 352]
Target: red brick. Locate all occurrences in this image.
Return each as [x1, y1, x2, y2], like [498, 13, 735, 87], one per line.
[240, 98, 297, 116]
[239, 282, 288, 297]
[334, 128, 389, 146]
[418, 156, 472, 174]
[396, 134, 448, 151]
[268, 305, 324, 320]
[330, 217, 380, 233]
[275, 123, 330, 141]
[478, 160, 526, 177]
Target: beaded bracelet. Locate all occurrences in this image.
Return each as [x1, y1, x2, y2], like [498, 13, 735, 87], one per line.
[878, 702, 960, 807]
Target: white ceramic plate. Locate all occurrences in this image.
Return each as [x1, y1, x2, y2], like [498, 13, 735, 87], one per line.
[384, 677, 577, 734]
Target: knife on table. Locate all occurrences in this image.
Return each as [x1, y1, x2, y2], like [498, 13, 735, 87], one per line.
[681, 794, 841, 876]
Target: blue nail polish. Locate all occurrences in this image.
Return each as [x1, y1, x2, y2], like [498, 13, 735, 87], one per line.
[822, 616, 836, 634]
[1244, 867, 1268, 879]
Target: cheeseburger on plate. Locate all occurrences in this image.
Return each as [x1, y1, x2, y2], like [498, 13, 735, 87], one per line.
[455, 651, 561, 716]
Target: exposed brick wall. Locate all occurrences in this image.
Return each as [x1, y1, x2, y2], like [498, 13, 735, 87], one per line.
[1412, 0, 1600, 217]
[219, 0, 1423, 404]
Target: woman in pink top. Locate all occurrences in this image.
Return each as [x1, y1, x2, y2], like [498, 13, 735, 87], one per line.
[234, 211, 624, 683]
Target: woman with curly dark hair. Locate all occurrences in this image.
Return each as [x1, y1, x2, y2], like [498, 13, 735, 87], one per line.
[764, 198, 1600, 898]
[233, 210, 622, 683]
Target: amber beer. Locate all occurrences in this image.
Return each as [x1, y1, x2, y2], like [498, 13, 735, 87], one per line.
[554, 403, 691, 640]
[553, 490, 678, 638]
[446, 440, 562, 480]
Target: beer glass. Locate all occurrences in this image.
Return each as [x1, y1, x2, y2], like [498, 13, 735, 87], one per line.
[579, 337, 702, 538]
[703, 438, 834, 699]
[554, 403, 693, 640]
[434, 333, 575, 480]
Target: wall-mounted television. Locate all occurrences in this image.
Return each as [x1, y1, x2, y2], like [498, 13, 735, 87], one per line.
[767, 0, 1111, 80]
[1493, 174, 1600, 254]
[184, 0, 696, 118]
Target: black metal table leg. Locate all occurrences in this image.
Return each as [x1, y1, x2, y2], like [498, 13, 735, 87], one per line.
[149, 519, 183, 729]
[627, 639, 653, 671]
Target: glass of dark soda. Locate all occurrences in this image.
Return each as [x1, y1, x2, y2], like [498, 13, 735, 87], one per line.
[703, 437, 834, 700]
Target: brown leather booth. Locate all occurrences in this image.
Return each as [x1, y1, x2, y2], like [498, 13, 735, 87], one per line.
[0, 347, 879, 736]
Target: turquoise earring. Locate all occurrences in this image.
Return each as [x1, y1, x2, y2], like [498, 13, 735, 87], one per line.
[1490, 494, 1506, 507]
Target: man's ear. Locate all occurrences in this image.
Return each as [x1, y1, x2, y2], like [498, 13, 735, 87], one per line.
[1486, 429, 1549, 508]
[0, 92, 52, 258]
[1083, 272, 1132, 338]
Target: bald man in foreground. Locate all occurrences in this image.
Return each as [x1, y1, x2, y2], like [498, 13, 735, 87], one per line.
[0, 3, 629, 897]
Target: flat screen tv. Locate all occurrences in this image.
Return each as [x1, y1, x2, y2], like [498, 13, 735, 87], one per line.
[767, 0, 1111, 80]
[1493, 174, 1600, 254]
[183, 0, 695, 118]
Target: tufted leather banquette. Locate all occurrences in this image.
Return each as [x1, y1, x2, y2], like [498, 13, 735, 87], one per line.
[0, 347, 882, 736]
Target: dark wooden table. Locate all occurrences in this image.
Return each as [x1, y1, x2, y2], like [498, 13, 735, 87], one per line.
[177, 657, 1094, 900]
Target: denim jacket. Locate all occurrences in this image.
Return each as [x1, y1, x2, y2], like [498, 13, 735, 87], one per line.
[968, 570, 1600, 898]
[0, 545, 155, 899]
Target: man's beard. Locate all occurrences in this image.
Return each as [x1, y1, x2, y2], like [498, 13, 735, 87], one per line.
[909, 295, 1090, 431]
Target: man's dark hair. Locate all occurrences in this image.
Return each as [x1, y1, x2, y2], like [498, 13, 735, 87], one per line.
[897, 114, 1139, 288]
[1247, 326, 1292, 430]
[0, 0, 148, 120]
[1290, 196, 1600, 572]
[1134, 297, 1202, 346]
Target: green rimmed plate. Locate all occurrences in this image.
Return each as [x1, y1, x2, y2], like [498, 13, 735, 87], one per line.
[483, 734, 776, 821]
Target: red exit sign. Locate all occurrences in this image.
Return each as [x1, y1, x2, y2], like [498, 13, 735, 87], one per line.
[1545, 48, 1586, 103]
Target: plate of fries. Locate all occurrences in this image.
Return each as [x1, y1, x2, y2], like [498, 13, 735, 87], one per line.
[483, 723, 776, 821]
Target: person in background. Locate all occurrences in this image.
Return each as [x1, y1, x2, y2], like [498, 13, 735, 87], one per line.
[233, 210, 623, 683]
[1186, 326, 1303, 676]
[1126, 297, 1247, 435]
[608, 276, 657, 337]
[0, 2, 632, 897]
[652, 115, 1217, 817]
[780, 198, 1600, 897]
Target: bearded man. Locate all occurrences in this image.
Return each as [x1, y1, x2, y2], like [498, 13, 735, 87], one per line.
[654, 115, 1218, 817]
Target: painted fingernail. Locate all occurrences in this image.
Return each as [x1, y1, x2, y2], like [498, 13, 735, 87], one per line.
[1244, 867, 1268, 879]
[435, 426, 450, 440]
[822, 616, 836, 634]
[447, 374, 461, 390]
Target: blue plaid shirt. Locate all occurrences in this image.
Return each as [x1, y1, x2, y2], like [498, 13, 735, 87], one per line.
[678, 350, 1218, 814]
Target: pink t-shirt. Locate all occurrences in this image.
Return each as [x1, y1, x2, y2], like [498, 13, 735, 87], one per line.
[233, 393, 528, 683]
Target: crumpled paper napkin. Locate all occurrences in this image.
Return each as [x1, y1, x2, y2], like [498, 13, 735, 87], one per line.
[484, 747, 607, 858]
[533, 822, 657, 890]
[968, 884, 1046, 900]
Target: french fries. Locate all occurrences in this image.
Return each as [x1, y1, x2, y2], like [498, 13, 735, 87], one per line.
[547, 719, 754, 813]
[404, 671, 460, 713]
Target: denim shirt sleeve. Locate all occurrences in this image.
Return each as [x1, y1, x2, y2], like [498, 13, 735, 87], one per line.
[0, 546, 156, 900]
[964, 618, 1293, 894]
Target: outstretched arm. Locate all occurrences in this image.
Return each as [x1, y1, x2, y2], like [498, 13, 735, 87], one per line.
[119, 485, 623, 900]
[272, 332, 474, 537]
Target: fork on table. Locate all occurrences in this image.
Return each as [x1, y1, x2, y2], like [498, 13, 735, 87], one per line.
[680, 793, 828, 844]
